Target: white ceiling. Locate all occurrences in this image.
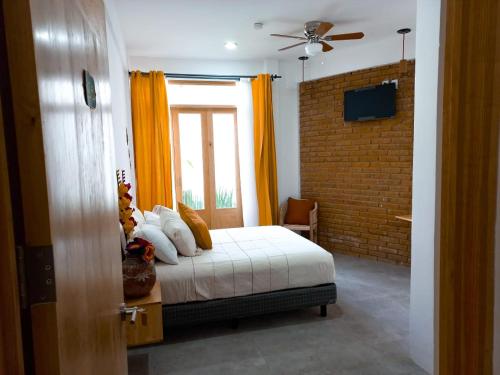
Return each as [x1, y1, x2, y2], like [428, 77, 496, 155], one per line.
[115, 0, 416, 61]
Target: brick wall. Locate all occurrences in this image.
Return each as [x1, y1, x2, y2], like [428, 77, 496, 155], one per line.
[300, 61, 415, 265]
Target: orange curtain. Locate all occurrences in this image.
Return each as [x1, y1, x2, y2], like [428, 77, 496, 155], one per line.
[130, 71, 173, 211]
[251, 74, 279, 225]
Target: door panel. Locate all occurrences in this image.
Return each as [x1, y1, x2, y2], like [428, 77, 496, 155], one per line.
[172, 109, 211, 225]
[172, 107, 243, 229]
[213, 113, 238, 209]
[3, 0, 127, 374]
[178, 113, 207, 209]
[209, 110, 243, 229]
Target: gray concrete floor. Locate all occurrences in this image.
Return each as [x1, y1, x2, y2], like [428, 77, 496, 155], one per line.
[129, 253, 427, 375]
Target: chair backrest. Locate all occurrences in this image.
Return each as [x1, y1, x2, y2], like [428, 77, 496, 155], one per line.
[309, 202, 318, 226]
[280, 199, 318, 226]
[279, 201, 288, 226]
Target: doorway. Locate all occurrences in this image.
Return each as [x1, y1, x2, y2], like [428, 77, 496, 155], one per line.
[171, 106, 243, 229]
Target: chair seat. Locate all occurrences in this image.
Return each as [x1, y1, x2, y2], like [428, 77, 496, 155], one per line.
[283, 224, 310, 231]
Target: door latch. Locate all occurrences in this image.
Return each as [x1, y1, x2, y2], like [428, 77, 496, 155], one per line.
[120, 303, 145, 324]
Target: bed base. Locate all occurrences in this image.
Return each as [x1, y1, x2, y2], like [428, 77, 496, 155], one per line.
[162, 283, 337, 327]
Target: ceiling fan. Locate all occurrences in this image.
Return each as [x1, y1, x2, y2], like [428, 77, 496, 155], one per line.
[271, 21, 364, 56]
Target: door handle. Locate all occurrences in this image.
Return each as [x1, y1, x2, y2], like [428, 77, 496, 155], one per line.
[120, 303, 145, 325]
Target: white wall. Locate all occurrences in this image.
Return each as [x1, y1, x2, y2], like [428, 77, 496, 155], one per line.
[129, 56, 264, 77]
[104, 0, 135, 192]
[274, 59, 301, 203]
[128, 56, 301, 206]
[306, 33, 416, 80]
[409, 0, 444, 373]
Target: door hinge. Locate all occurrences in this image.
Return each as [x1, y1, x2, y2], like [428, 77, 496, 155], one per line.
[17, 245, 56, 309]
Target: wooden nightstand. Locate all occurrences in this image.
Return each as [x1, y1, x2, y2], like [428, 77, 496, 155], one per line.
[125, 280, 163, 347]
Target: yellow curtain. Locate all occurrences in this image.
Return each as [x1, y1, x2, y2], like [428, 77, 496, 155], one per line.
[130, 71, 173, 211]
[251, 74, 279, 225]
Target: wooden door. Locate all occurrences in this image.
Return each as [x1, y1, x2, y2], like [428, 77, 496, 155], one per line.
[438, 0, 500, 373]
[3, 0, 127, 374]
[172, 108, 212, 225]
[207, 108, 244, 229]
[0, 95, 25, 375]
[172, 107, 243, 229]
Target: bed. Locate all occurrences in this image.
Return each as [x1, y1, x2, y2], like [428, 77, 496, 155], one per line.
[156, 225, 337, 327]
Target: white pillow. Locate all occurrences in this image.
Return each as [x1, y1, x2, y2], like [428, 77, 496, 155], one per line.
[144, 211, 161, 227]
[134, 224, 179, 265]
[158, 207, 197, 257]
[153, 204, 176, 216]
[131, 206, 146, 227]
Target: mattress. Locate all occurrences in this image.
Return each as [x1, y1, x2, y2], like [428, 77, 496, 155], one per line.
[156, 225, 336, 305]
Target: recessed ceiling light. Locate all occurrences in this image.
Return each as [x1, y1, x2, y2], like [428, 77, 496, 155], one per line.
[224, 41, 238, 50]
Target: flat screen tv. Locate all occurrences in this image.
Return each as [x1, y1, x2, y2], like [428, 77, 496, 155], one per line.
[344, 83, 396, 122]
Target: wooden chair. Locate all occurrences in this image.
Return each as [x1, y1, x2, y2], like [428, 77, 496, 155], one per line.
[279, 200, 318, 243]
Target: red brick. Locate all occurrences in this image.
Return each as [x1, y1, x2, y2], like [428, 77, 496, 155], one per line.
[300, 61, 415, 265]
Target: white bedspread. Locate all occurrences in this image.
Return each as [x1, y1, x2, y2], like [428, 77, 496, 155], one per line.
[156, 226, 335, 304]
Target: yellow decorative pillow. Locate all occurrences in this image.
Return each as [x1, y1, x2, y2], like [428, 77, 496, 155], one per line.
[177, 202, 212, 250]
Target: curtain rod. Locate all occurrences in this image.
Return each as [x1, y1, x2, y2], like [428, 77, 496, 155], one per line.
[128, 71, 282, 81]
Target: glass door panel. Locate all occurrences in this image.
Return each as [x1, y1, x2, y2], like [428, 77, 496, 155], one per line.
[212, 113, 237, 209]
[178, 113, 205, 209]
[171, 107, 243, 229]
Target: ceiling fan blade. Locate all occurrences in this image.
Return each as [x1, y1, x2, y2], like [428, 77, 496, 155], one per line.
[270, 33, 307, 40]
[324, 32, 365, 41]
[278, 41, 306, 51]
[315, 22, 334, 36]
[321, 41, 334, 52]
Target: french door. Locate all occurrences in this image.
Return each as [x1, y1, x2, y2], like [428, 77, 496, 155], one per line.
[171, 107, 243, 229]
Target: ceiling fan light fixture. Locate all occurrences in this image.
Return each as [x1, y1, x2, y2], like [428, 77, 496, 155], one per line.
[305, 42, 322, 56]
[224, 41, 238, 50]
[271, 21, 364, 54]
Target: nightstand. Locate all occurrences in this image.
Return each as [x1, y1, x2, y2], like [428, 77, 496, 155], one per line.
[125, 280, 163, 347]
